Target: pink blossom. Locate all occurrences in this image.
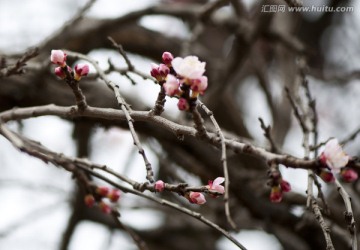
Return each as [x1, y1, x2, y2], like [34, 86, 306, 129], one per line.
[162, 52, 174, 65]
[341, 168, 358, 182]
[320, 138, 349, 173]
[163, 74, 179, 96]
[107, 189, 121, 202]
[50, 50, 67, 66]
[189, 192, 206, 205]
[74, 63, 90, 80]
[54, 66, 72, 79]
[171, 56, 205, 80]
[177, 98, 189, 111]
[190, 76, 208, 94]
[154, 180, 165, 192]
[280, 180, 291, 192]
[207, 177, 225, 194]
[270, 186, 282, 203]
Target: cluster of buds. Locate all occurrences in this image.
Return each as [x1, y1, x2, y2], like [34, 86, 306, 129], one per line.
[150, 52, 208, 111]
[50, 50, 89, 81]
[268, 168, 291, 203]
[84, 185, 121, 214]
[317, 138, 358, 183]
[154, 178, 224, 205]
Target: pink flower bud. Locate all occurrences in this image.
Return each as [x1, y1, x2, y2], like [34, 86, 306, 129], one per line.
[190, 76, 208, 95]
[74, 63, 90, 80]
[54, 66, 72, 79]
[84, 194, 95, 208]
[99, 201, 112, 214]
[319, 170, 335, 183]
[280, 180, 291, 192]
[154, 180, 165, 192]
[159, 64, 170, 77]
[150, 63, 169, 82]
[341, 168, 358, 182]
[107, 189, 121, 202]
[163, 74, 179, 96]
[188, 192, 206, 205]
[270, 186, 282, 203]
[96, 186, 110, 196]
[51, 50, 67, 66]
[162, 51, 174, 65]
[177, 98, 189, 111]
[150, 63, 160, 78]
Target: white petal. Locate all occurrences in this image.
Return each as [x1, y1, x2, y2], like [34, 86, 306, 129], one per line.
[213, 177, 225, 185]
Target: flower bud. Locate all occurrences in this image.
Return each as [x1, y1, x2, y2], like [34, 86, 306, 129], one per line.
[163, 74, 179, 96]
[159, 64, 170, 77]
[150, 63, 169, 82]
[341, 168, 358, 182]
[162, 52, 174, 66]
[154, 180, 165, 192]
[270, 186, 282, 203]
[54, 66, 72, 79]
[190, 76, 208, 95]
[319, 170, 335, 183]
[150, 63, 160, 78]
[280, 179, 291, 192]
[107, 189, 121, 202]
[51, 50, 67, 67]
[84, 194, 95, 208]
[96, 186, 110, 196]
[74, 63, 89, 80]
[177, 98, 189, 111]
[99, 201, 112, 214]
[188, 192, 206, 205]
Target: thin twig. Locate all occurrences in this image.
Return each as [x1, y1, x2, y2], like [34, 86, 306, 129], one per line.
[0, 48, 39, 78]
[197, 101, 237, 230]
[341, 126, 360, 146]
[108, 37, 135, 71]
[191, 107, 209, 139]
[286, 82, 335, 249]
[334, 179, 358, 250]
[302, 71, 318, 156]
[258, 117, 280, 153]
[285, 87, 308, 134]
[65, 50, 155, 183]
[301, 63, 331, 213]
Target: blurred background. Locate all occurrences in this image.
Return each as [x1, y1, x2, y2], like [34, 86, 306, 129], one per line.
[1, 0, 360, 249]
